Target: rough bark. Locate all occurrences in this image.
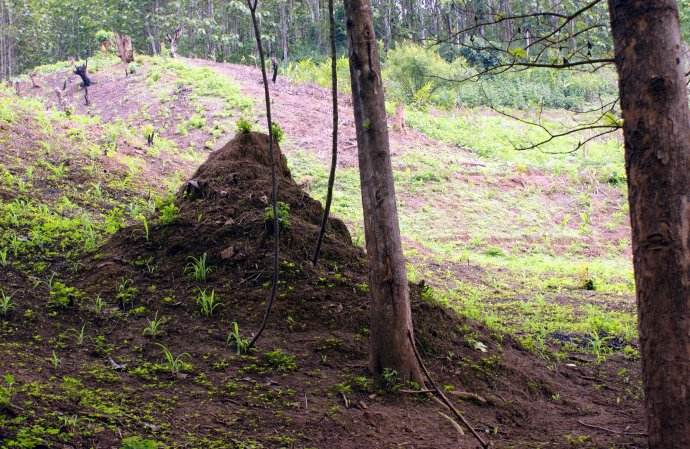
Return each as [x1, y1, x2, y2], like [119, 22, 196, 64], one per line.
[344, 0, 423, 382]
[607, 1, 690, 447]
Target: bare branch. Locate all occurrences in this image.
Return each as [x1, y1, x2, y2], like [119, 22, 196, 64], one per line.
[246, 0, 280, 350]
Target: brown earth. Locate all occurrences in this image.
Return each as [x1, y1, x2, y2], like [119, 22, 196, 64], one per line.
[1, 131, 646, 448]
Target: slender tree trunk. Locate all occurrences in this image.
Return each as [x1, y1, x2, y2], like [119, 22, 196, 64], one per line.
[279, 0, 289, 61]
[383, 0, 392, 52]
[607, 1, 690, 447]
[344, 0, 423, 383]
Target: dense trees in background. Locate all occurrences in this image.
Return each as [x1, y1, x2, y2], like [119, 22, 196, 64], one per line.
[3, 0, 689, 80]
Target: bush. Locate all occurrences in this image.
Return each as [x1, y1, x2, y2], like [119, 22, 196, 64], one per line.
[236, 117, 253, 134]
[95, 30, 114, 44]
[382, 42, 617, 111]
[383, 42, 463, 106]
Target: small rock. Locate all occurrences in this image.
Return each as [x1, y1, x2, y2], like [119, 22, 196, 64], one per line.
[221, 246, 236, 260]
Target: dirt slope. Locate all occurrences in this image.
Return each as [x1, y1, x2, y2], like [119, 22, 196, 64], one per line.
[0, 122, 645, 448]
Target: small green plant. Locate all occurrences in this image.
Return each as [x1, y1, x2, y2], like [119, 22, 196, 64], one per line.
[157, 344, 190, 376]
[93, 295, 106, 314]
[142, 123, 155, 146]
[0, 290, 14, 317]
[49, 281, 80, 309]
[49, 351, 61, 370]
[236, 117, 253, 133]
[187, 114, 206, 129]
[0, 248, 8, 267]
[74, 324, 86, 345]
[263, 349, 297, 372]
[0, 373, 15, 407]
[120, 436, 162, 449]
[271, 121, 285, 143]
[158, 202, 179, 225]
[195, 288, 221, 317]
[264, 201, 290, 232]
[589, 331, 612, 363]
[116, 278, 138, 309]
[128, 62, 140, 75]
[381, 368, 401, 392]
[185, 253, 212, 281]
[226, 321, 249, 354]
[143, 313, 164, 338]
[139, 215, 150, 241]
[352, 375, 374, 393]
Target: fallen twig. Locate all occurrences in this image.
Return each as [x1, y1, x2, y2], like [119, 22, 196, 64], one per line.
[577, 419, 647, 437]
[408, 330, 490, 449]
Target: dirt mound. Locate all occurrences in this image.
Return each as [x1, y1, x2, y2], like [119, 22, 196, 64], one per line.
[173, 131, 357, 267]
[81, 131, 369, 332]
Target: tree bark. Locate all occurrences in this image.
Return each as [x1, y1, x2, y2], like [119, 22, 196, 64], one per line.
[279, 0, 289, 61]
[344, 0, 423, 383]
[607, 1, 690, 447]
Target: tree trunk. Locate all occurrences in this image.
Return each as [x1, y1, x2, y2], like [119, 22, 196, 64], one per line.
[279, 0, 289, 61]
[607, 1, 690, 447]
[344, 0, 423, 383]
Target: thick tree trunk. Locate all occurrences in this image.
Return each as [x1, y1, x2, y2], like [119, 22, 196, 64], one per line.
[344, 0, 422, 383]
[607, 1, 690, 447]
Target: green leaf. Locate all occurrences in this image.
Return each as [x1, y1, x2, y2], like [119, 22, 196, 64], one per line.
[508, 47, 528, 59]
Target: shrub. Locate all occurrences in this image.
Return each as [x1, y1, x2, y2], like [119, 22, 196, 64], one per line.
[236, 117, 253, 134]
[49, 281, 81, 309]
[383, 42, 460, 105]
[159, 203, 178, 224]
[95, 30, 114, 44]
[264, 349, 297, 372]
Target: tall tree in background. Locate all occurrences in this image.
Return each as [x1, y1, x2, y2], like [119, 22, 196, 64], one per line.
[0, 0, 15, 80]
[607, 1, 690, 446]
[344, 0, 422, 382]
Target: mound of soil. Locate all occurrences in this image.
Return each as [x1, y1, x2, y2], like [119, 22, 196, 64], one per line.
[83, 131, 368, 330]
[175, 131, 359, 269]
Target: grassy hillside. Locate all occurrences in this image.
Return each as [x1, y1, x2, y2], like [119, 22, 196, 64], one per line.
[0, 56, 644, 449]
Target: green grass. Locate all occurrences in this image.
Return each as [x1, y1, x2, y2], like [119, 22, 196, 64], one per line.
[405, 107, 625, 182]
[146, 56, 253, 112]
